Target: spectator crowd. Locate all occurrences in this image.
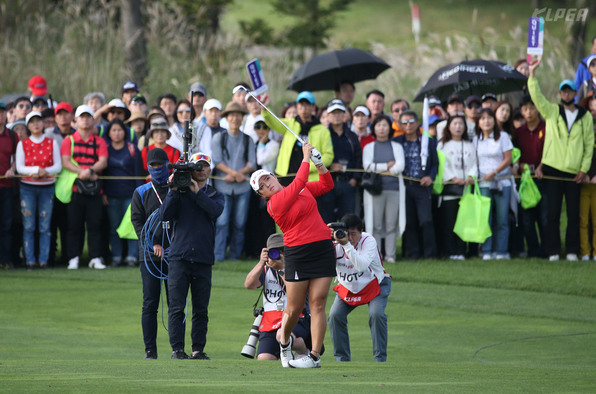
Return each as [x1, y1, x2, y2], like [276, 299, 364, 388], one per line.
[2, 40, 596, 269]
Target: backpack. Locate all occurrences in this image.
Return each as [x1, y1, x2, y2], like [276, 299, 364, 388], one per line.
[220, 131, 250, 163]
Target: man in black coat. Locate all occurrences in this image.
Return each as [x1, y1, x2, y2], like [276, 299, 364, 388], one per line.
[159, 152, 224, 360]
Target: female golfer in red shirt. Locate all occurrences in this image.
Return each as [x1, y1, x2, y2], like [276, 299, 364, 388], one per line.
[250, 142, 335, 368]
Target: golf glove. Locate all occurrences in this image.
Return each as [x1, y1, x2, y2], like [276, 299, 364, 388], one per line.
[310, 148, 323, 167]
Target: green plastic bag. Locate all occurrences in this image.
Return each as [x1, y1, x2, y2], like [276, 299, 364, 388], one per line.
[54, 169, 78, 204]
[511, 147, 521, 164]
[519, 164, 541, 209]
[117, 204, 138, 240]
[432, 150, 446, 195]
[453, 177, 492, 243]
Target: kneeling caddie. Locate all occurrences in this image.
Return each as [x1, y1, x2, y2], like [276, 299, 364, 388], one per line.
[328, 213, 392, 362]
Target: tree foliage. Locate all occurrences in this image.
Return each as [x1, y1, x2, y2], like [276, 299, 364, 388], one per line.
[162, 0, 233, 35]
[239, 0, 353, 48]
[273, 0, 353, 48]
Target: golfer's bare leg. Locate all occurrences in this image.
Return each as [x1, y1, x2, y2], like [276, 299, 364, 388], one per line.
[307, 276, 333, 356]
[280, 280, 308, 345]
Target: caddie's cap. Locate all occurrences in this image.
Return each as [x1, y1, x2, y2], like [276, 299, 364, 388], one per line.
[267, 233, 284, 249]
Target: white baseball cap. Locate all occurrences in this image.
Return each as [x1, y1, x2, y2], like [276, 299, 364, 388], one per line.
[203, 98, 222, 112]
[353, 105, 370, 117]
[75, 105, 94, 117]
[250, 169, 274, 192]
[25, 111, 42, 125]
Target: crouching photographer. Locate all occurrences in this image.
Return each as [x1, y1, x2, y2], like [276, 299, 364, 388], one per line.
[159, 152, 224, 360]
[328, 214, 392, 362]
[243, 233, 310, 360]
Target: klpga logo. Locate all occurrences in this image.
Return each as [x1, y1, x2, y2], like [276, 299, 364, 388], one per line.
[532, 8, 588, 22]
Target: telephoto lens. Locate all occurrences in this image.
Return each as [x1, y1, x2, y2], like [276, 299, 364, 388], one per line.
[241, 313, 263, 358]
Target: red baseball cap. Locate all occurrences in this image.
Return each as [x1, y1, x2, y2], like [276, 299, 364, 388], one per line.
[28, 75, 48, 96]
[54, 102, 74, 115]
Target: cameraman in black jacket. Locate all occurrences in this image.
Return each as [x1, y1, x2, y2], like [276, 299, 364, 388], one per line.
[159, 152, 224, 360]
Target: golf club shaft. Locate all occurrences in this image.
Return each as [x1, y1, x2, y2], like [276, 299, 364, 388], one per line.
[235, 86, 306, 144]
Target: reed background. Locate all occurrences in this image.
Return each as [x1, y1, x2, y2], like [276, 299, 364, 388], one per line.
[1, 0, 592, 113]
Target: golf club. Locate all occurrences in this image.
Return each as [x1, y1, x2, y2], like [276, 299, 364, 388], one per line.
[232, 85, 322, 163]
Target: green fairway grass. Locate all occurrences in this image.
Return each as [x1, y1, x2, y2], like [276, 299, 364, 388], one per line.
[1, 259, 595, 392]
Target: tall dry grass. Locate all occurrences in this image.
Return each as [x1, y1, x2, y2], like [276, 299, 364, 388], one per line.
[0, 1, 574, 113]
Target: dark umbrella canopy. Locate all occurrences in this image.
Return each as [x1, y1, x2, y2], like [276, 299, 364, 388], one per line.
[413, 59, 527, 102]
[287, 48, 391, 92]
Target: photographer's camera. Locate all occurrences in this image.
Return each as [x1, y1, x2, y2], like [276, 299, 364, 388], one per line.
[329, 222, 347, 239]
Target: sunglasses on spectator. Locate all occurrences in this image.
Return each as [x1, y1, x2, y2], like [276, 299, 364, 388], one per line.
[254, 123, 269, 130]
[400, 119, 417, 125]
[177, 108, 191, 113]
[467, 103, 480, 109]
[392, 106, 408, 113]
[18, 103, 32, 109]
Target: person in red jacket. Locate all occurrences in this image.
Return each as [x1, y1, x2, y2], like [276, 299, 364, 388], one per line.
[140, 117, 181, 174]
[250, 142, 334, 369]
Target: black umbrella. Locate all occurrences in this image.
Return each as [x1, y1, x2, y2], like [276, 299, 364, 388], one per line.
[413, 59, 527, 102]
[287, 48, 391, 92]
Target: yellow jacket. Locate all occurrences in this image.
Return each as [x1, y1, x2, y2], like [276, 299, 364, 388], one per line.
[262, 110, 334, 181]
[528, 77, 594, 174]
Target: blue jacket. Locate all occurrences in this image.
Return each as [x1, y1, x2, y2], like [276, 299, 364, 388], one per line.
[392, 134, 439, 182]
[159, 184, 224, 264]
[574, 53, 596, 103]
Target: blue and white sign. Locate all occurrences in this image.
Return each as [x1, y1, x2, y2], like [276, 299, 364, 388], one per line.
[527, 17, 544, 63]
[246, 58, 268, 96]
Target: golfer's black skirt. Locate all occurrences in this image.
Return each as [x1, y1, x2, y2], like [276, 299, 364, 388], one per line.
[284, 239, 336, 282]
